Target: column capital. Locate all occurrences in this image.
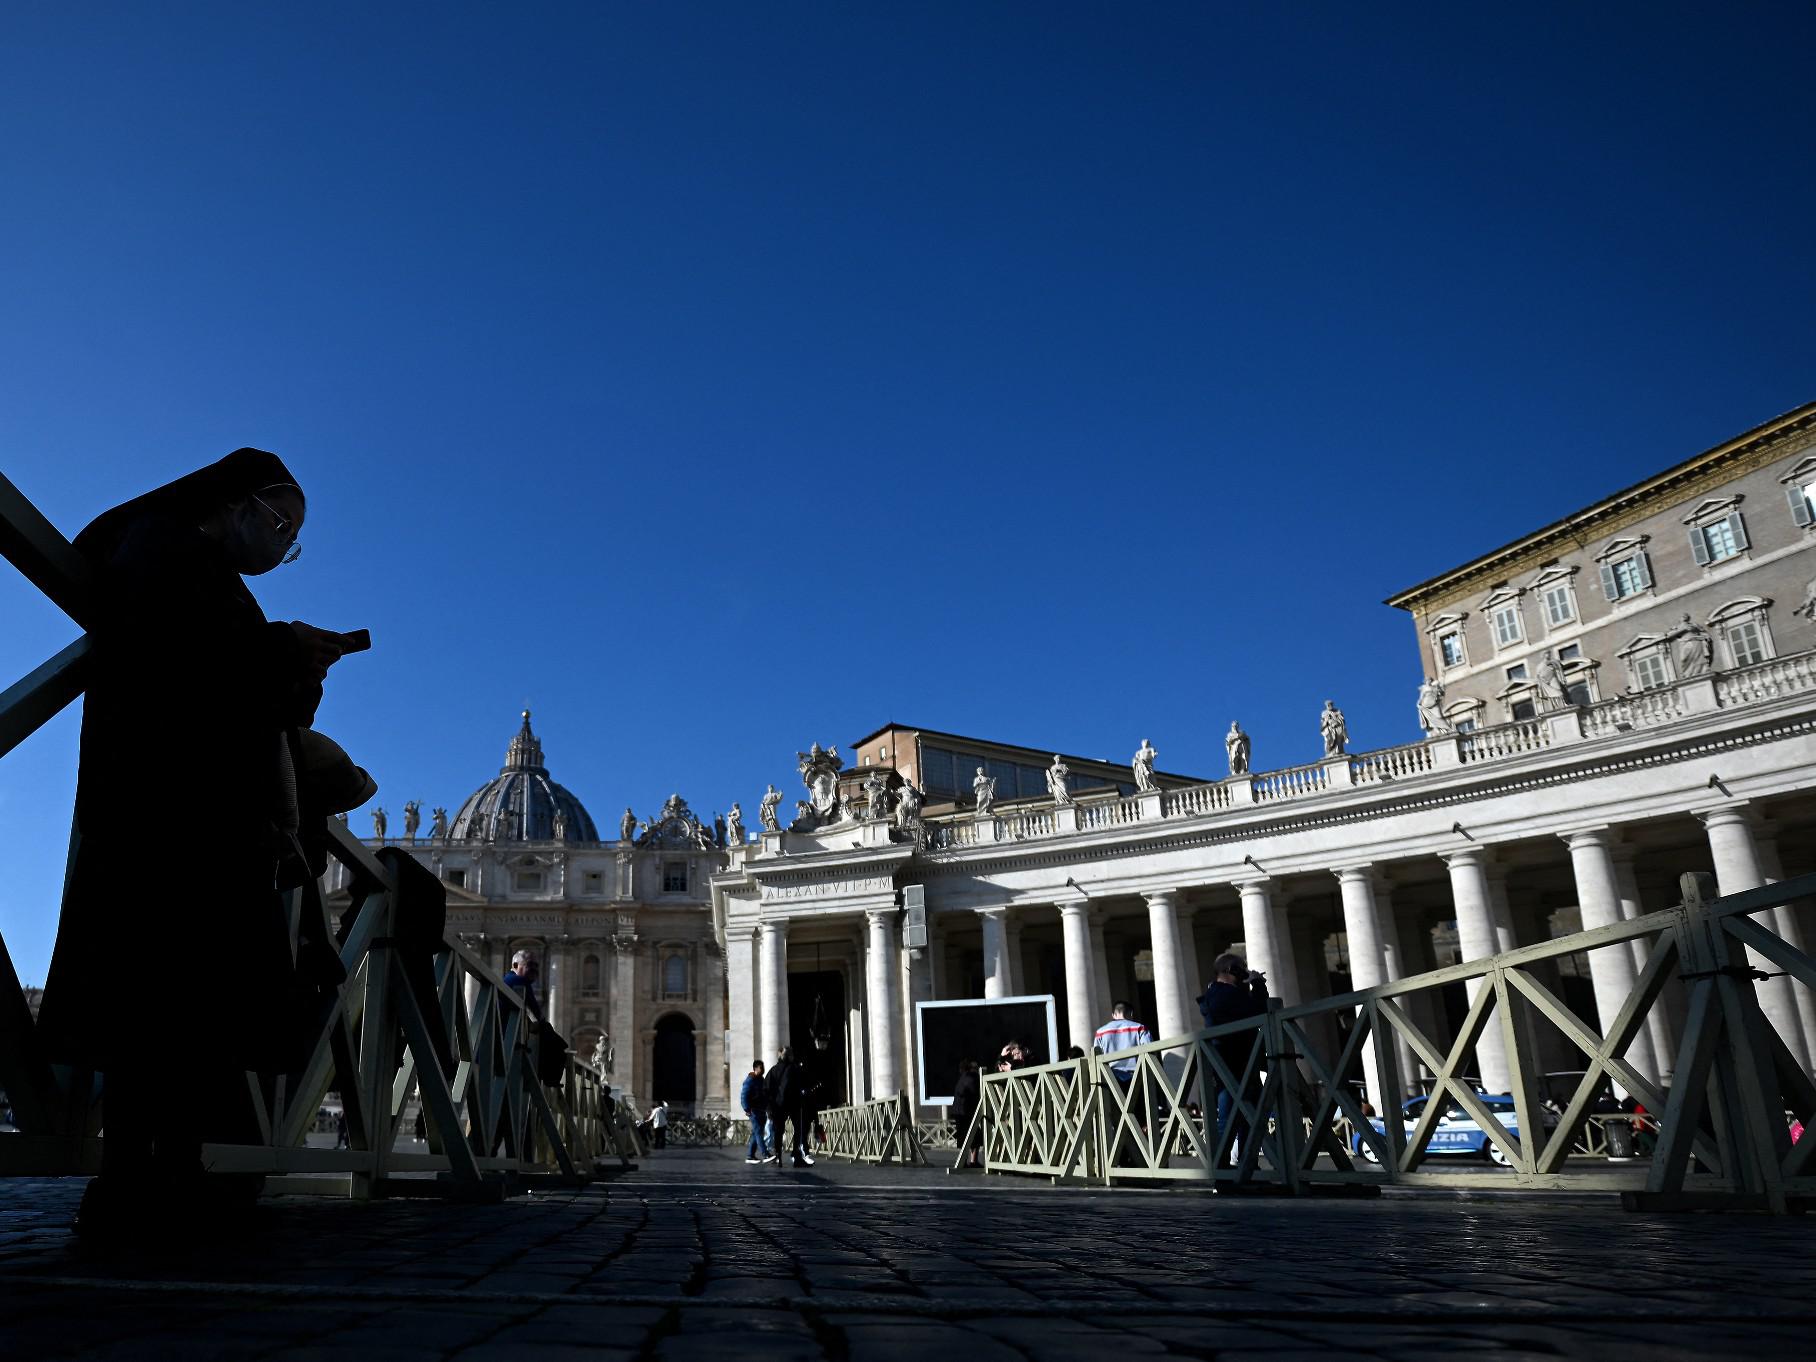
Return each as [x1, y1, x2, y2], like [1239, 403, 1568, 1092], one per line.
[724, 923, 757, 944]
[1696, 802, 1758, 831]
[1057, 900, 1092, 921]
[1142, 888, 1179, 909]
[1559, 825, 1617, 852]
[758, 915, 789, 938]
[1440, 845, 1491, 870]
[1234, 874, 1273, 894]
[1331, 864, 1377, 885]
[975, 905, 1008, 922]
[864, 906, 896, 928]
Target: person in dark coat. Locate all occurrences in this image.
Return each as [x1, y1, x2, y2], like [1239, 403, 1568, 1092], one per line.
[950, 1059, 982, 1168]
[34, 450, 353, 1233]
[764, 1046, 814, 1167]
[1198, 952, 1270, 1169]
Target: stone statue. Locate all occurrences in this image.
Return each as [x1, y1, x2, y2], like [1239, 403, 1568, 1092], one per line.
[727, 803, 745, 845]
[402, 801, 421, 841]
[1416, 679, 1449, 735]
[758, 784, 784, 833]
[894, 778, 925, 829]
[972, 766, 997, 815]
[371, 807, 388, 839]
[552, 809, 567, 840]
[430, 806, 449, 839]
[795, 743, 847, 828]
[1045, 754, 1074, 806]
[1535, 650, 1570, 711]
[1671, 612, 1714, 678]
[1798, 577, 1816, 623]
[1319, 701, 1348, 757]
[1131, 738, 1158, 793]
[498, 806, 518, 840]
[862, 770, 893, 821]
[1225, 722, 1250, 776]
[590, 1033, 608, 1070]
[713, 811, 727, 848]
[620, 807, 637, 842]
[794, 799, 814, 826]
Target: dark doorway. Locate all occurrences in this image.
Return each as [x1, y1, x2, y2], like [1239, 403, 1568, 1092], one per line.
[787, 969, 849, 1107]
[652, 1013, 696, 1112]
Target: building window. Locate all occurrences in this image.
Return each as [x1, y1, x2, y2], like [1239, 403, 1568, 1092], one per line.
[1785, 479, 1816, 527]
[1453, 717, 1476, 733]
[1438, 631, 1465, 668]
[581, 954, 602, 997]
[583, 870, 605, 895]
[445, 869, 467, 889]
[1727, 619, 1768, 667]
[1491, 603, 1523, 647]
[663, 861, 688, 893]
[1601, 553, 1652, 601]
[1542, 582, 1575, 627]
[662, 954, 688, 998]
[513, 870, 544, 892]
[1707, 597, 1776, 670]
[1632, 651, 1671, 691]
[1504, 663, 1528, 682]
[1691, 514, 1747, 566]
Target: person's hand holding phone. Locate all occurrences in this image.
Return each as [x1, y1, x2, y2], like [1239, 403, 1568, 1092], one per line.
[289, 622, 349, 682]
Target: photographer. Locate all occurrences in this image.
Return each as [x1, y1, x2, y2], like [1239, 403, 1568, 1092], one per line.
[1198, 953, 1269, 1170]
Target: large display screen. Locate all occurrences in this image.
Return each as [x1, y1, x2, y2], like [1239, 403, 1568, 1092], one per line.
[914, 995, 1059, 1105]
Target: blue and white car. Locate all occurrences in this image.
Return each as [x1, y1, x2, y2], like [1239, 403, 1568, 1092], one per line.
[1356, 1092, 1543, 1167]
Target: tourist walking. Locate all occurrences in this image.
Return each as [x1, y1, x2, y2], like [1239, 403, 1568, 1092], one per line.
[651, 1099, 669, 1149]
[741, 1059, 774, 1163]
[765, 1047, 815, 1167]
[1198, 953, 1269, 1169]
[1092, 1001, 1152, 1088]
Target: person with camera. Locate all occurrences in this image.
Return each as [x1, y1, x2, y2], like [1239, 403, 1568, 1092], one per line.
[1199, 953, 1269, 1171]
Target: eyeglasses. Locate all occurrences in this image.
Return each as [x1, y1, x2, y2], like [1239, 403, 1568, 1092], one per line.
[250, 493, 303, 564]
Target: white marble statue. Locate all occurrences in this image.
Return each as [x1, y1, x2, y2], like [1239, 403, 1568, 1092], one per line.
[727, 802, 745, 845]
[894, 778, 925, 829]
[1132, 738, 1158, 793]
[797, 743, 846, 825]
[1225, 722, 1250, 776]
[1671, 612, 1714, 678]
[1045, 754, 1074, 806]
[862, 770, 893, 821]
[1416, 679, 1450, 735]
[1799, 576, 1816, 622]
[430, 806, 449, 839]
[1535, 651, 1570, 711]
[758, 784, 784, 833]
[402, 800, 421, 841]
[371, 806, 388, 840]
[972, 766, 997, 815]
[1319, 701, 1348, 757]
[553, 809, 567, 840]
[620, 807, 637, 842]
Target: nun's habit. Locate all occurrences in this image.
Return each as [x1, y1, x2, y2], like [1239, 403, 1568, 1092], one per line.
[37, 450, 319, 1079]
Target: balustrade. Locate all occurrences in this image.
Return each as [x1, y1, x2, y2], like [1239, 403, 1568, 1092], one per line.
[1252, 761, 1329, 802]
[1716, 650, 1816, 707]
[1350, 741, 1433, 784]
[1582, 686, 1686, 737]
[1078, 795, 1143, 831]
[1458, 717, 1550, 762]
[1161, 782, 1231, 817]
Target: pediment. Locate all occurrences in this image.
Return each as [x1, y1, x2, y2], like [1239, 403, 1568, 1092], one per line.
[1681, 494, 1743, 525]
[1426, 611, 1468, 633]
[1528, 563, 1578, 588]
[1707, 595, 1771, 624]
[1777, 453, 1816, 484]
[1481, 585, 1523, 609]
[1616, 633, 1668, 658]
[1595, 534, 1649, 563]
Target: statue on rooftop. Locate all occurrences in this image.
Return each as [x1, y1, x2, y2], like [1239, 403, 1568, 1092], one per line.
[973, 766, 997, 815]
[863, 770, 893, 821]
[894, 778, 925, 830]
[795, 743, 847, 828]
[1535, 650, 1571, 711]
[1225, 722, 1250, 776]
[1798, 577, 1816, 623]
[620, 807, 637, 843]
[402, 801, 421, 841]
[371, 807, 388, 840]
[1416, 678, 1450, 735]
[1671, 612, 1714, 678]
[758, 784, 784, 833]
[1045, 754, 1074, 806]
[1319, 701, 1348, 757]
[552, 810, 567, 840]
[714, 811, 727, 848]
[1132, 738, 1159, 793]
[430, 806, 449, 839]
[727, 803, 746, 846]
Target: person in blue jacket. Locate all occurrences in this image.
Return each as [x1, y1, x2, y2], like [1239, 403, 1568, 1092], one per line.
[740, 1058, 774, 1163]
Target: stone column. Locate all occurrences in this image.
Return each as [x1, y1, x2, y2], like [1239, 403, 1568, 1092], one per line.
[1561, 829, 1656, 1087]
[758, 916, 789, 1059]
[1371, 883, 1424, 1092]
[1003, 915, 1026, 996]
[978, 907, 1013, 999]
[1144, 890, 1190, 1041]
[865, 908, 902, 1099]
[700, 942, 726, 1111]
[904, 918, 937, 1111]
[609, 926, 639, 1099]
[1335, 866, 1390, 1107]
[1611, 848, 1680, 1079]
[724, 925, 758, 1083]
[1441, 848, 1511, 1094]
[1755, 833, 1816, 1070]
[543, 938, 566, 1035]
[1059, 902, 1098, 1052]
[1701, 806, 1810, 1068]
[1175, 904, 1203, 1027]
[1089, 910, 1115, 1024]
[1237, 877, 1301, 1006]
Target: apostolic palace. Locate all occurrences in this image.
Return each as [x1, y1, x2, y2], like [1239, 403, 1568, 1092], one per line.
[351, 400, 1816, 1121]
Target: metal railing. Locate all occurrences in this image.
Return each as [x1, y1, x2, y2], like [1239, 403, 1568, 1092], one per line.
[978, 871, 1816, 1213]
[0, 471, 619, 1197]
[817, 1091, 925, 1165]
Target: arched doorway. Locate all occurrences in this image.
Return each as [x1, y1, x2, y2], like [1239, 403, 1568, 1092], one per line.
[652, 1013, 697, 1112]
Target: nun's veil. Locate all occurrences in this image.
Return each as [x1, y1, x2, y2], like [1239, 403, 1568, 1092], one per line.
[73, 448, 303, 565]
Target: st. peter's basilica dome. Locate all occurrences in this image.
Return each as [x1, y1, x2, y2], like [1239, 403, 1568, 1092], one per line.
[448, 711, 600, 843]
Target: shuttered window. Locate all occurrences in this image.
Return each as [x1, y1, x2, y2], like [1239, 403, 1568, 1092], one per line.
[1543, 583, 1575, 626]
[1787, 482, 1816, 528]
[1492, 604, 1523, 646]
[1727, 620, 1768, 667]
[1600, 553, 1652, 600]
[1689, 512, 1748, 565]
[1438, 632, 1465, 667]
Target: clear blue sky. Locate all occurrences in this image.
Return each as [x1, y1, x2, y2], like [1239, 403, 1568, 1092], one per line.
[4, 5, 1815, 984]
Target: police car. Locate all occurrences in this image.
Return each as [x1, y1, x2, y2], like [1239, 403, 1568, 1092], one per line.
[1356, 1092, 1541, 1166]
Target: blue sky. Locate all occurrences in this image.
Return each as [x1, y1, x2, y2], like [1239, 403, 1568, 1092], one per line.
[4, 4, 1815, 984]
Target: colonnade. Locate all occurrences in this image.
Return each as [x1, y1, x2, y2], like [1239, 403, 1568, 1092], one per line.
[734, 799, 1816, 1109]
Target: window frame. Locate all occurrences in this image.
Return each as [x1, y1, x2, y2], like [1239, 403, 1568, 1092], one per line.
[662, 860, 689, 894]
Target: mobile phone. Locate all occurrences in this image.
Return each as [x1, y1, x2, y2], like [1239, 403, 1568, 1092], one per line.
[338, 629, 372, 654]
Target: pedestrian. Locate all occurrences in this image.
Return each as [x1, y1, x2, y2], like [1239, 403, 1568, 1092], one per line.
[1198, 952, 1269, 1170]
[651, 1099, 669, 1149]
[34, 450, 356, 1240]
[741, 1059, 775, 1164]
[1092, 1000, 1153, 1088]
[765, 1046, 815, 1167]
[950, 1059, 982, 1168]
[503, 950, 543, 1020]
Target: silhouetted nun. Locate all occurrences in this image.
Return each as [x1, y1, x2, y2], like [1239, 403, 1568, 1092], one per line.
[37, 449, 353, 1233]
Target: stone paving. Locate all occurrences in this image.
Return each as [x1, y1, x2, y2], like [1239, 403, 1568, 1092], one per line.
[0, 1147, 1811, 1360]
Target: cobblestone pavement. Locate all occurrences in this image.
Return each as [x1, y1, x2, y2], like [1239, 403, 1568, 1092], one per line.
[0, 1148, 1811, 1360]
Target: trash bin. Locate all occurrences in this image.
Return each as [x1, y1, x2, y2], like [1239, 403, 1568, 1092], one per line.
[1604, 1119, 1636, 1161]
